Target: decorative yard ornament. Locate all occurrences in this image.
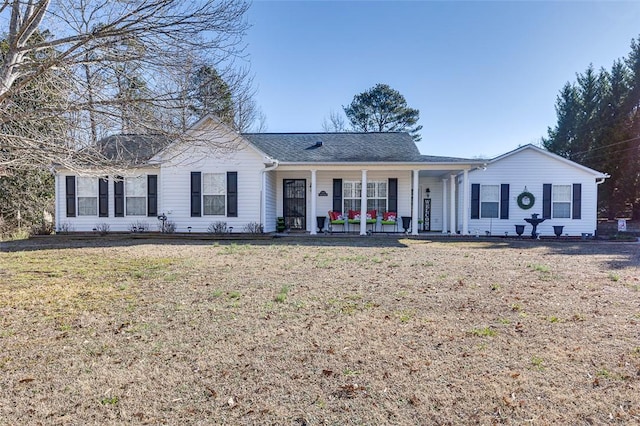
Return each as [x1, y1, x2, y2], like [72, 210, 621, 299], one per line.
[517, 189, 535, 210]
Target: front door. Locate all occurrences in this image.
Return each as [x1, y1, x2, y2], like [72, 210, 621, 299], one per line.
[283, 179, 306, 231]
[423, 198, 431, 231]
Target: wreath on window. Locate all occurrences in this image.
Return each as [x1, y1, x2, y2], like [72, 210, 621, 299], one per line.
[517, 191, 535, 210]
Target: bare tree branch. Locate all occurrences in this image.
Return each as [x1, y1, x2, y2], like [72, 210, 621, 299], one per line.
[0, 0, 252, 172]
[322, 109, 348, 132]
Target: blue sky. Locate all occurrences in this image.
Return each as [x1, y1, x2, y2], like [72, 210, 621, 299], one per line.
[244, 1, 640, 158]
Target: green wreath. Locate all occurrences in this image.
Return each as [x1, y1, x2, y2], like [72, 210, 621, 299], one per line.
[517, 191, 535, 210]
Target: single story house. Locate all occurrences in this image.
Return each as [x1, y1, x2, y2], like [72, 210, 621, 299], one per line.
[54, 115, 608, 236]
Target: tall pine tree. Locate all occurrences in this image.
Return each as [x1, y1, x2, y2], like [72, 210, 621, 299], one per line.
[544, 37, 640, 219]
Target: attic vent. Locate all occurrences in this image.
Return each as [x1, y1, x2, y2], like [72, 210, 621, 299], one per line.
[315, 141, 323, 147]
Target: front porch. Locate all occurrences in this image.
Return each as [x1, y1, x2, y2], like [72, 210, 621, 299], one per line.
[266, 165, 479, 236]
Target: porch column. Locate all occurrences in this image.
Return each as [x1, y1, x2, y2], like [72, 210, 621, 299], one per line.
[450, 174, 456, 234]
[462, 169, 469, 235]
[442, 178, 448, 233]
[310, 169, 317, 235]
[360, 169, 367, 235]
[411, 169, 419, 235]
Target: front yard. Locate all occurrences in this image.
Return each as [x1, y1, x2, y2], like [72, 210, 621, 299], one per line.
[1, 237, 639, 424]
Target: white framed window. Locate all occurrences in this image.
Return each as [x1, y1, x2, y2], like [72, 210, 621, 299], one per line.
[343, 181, 388, 213]
[77, 177, 97, 216]
[480, 185, 499, 218]
[366, 181, 387, 213]
[552, 185, 571, 218]
[343, 181, 361, 213]
[125, 176, 147, 216]
[203, 173, 226, 215]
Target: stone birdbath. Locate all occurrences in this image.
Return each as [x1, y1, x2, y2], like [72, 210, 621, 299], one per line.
[524, 213, 545, 239]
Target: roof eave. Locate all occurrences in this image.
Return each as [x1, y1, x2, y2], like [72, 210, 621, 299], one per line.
[275, 160, 486, 167]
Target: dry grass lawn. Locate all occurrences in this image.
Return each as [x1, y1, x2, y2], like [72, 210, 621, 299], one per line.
[1, 236, 639, 425]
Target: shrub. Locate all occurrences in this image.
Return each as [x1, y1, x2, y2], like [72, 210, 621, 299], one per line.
[207, 221, 228, 234]
[244, 222, 263, 233]
[57, 222, 74, 234]
[95, 223, 110, 235]
[163, 220, 176, 234]
[31, 221, 54, 235]
[129, 221, 150, 232]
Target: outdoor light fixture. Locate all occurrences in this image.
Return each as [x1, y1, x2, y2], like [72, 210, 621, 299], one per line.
[425, 187, 431, 198]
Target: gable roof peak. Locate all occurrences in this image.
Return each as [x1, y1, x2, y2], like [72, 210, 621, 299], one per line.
[490, 143, 609, 178]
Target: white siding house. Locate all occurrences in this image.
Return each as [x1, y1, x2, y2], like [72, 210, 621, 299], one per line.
[54, 116, 608, 237]
[463, 145, 608, 237]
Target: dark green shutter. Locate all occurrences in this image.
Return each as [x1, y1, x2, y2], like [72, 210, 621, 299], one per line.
[572, 183, 581, 219]
[147, 175, 158, 217]
[388, 178, 398, 213]
[227, 171, 237, 217]
[500, 184, 509, 220]
[98, 178, 109, 217]
[471, 183, 480, 219]
[191, 172, 201, 217]
[65, 176, 76, 217]
[542, 184, 552, 219]
[332, 179, 343, 212]
[114, 177, 124, 217]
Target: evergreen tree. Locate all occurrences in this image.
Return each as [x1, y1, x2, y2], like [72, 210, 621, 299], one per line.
[542, 82, 579, 158]
[621, 39, 640, 219]
[189, 66, 234, 125]
[590, 61, 630, 217]
[544, 36, 640, 219]
[343, 83, 423, 142]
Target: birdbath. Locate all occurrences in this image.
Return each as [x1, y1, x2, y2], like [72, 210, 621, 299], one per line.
[524, 213, 545, 239]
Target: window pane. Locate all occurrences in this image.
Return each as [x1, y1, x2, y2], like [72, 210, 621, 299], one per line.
[344, 199, 361, 213]
[553, 202, 570, 218]
[204, 195, 225, 215]
[126, 197, 146, 215]
[553, 185, 571, 202]
[77, 177, 96, 197]
[367, 198, 386, 214]
[377, 182, 387, 198]
[481, 185, 499, 201]
[343, 182, 353, 198]
[367, 182, 375, 198]
[78, 197, 97, 216]
[126, 176, 146, 197]
[481, 202, 499, 218]
[203, 173, 225, 194]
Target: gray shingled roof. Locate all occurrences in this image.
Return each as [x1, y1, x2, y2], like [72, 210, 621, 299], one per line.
[98, 134, 169, 165]
[96, 132, 482, 165]
[243, 132, 481, 164]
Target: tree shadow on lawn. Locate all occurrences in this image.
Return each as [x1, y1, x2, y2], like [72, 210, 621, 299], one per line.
[436, 237, 640, 270]
[2, 235, 638, 270]
[0, 233, 412, 253]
